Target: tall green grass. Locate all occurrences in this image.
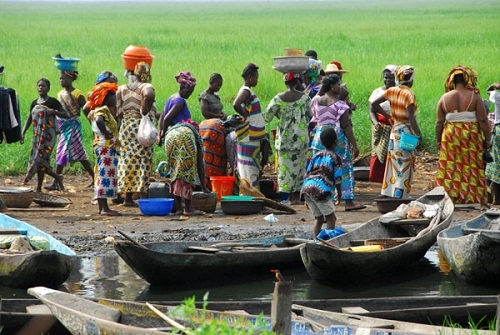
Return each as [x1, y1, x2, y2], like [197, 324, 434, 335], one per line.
[0, 0, 498, 175]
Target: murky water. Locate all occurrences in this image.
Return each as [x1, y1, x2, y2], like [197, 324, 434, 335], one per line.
[2, 248, 498, 301]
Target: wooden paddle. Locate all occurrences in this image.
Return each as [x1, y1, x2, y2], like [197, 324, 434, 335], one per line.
[117, 230, 148, 249]
[146, 302, 195, 335]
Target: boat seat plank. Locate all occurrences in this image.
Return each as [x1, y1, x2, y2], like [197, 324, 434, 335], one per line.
[350, 237, 411, 247]
[341, 306, 369, 314]
[382, 218, 430, 226]
[0, 228, 27, 235]
[187, 246, 219, 253]
[26, 304, 52, 315]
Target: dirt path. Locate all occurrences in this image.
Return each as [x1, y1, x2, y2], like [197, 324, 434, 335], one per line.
[0, 153, 482, 255]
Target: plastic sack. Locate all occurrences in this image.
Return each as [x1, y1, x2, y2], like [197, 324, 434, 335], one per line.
[137, 114, 157, 146]
[317, 227, 346, 240]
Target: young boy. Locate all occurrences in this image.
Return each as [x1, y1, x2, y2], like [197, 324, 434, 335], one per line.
[301, 127, 340, 238]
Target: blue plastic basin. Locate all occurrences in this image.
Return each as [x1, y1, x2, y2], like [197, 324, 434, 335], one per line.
[136, 198, 174, 216]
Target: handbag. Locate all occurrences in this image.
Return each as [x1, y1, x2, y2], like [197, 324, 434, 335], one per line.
[137, 114, 157, 146]
[399, 132, 420, 151]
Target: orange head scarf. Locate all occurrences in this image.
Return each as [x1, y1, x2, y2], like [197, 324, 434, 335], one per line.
[87, 82, 118, 111]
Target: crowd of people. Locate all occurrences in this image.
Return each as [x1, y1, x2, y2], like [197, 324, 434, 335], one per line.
[7, 52, 498, 234]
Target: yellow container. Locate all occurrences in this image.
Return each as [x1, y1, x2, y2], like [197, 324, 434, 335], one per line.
[342, 245, 384, 252]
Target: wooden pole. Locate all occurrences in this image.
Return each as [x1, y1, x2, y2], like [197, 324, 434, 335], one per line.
[271, 281, 292, 335]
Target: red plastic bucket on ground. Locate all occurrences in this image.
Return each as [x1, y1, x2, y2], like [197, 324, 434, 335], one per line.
[210, 176, 235, 201]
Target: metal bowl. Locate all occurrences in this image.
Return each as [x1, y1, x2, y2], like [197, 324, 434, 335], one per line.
[220, 200, 265, 215]
[272, 56, 309, 73]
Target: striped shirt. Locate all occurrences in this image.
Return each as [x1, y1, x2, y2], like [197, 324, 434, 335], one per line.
[384, 85, 418, 123]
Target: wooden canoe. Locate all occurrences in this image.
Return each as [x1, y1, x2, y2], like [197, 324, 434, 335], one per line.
[113, 235, 309, 286]
[437, 208, 500, 285]
[29, 286, 476, 335]
[172, 295, 497, 327]
[3, 294, 497, 333]
[300, 187, 455, 284]
[292, 304, 496, 335]
[0, 213, 75, 288]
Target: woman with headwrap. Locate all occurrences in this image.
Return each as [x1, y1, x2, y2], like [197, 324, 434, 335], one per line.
[158, 71, 197, 139]
[486, 82, 500, 204]
[435, 65, 491, 206]
[86, 79, 120, 216]
[303, 58, 322, 99]
[198, 73, 231, 189]
[45, 70, 94, 191]
[264, 71, 312, 205]
[368, 65, 397, 183]
[21, 78, 67, 192]
[163, 121, 210, 216]
[310, 74, 365, 211]
[372, 65, 422, 199]
[232, 63, 267, 188]
[116, 62, 157, 206]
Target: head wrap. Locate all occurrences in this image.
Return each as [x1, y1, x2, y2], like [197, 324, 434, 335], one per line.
[175, 71, 197, 88]
[304, 58, 322, 83]
[134, 62, 152, 83]
[61, 70, 78, 81]
[383, 64, 398, 74]
[395, 65, 415, 85]
[96, 70, 118, 84]
[445, 65, 478, 93]
[241, 63, 259, 79]
[283, 72, 302, 82]
[87, 82, 118, 111]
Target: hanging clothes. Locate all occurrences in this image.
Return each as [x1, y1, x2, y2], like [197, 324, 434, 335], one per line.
[0, 87, 22, 143]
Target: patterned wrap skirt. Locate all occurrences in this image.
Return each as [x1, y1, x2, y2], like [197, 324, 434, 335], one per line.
[436, 121, 487, 204]
[381, 123, 416, 199]
[117, 114, 154, 194]
[94, 139, 119, 199]
[486, 124, 500, 184]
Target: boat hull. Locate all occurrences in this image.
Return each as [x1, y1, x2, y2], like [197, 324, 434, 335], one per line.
[0, 213, 75, 288]
[300, 187, 454, 284]
[437, 209, 500, 285]
[114, 235, 306, 286]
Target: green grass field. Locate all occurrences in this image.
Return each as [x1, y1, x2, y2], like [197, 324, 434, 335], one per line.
[0, 0, 499, 175]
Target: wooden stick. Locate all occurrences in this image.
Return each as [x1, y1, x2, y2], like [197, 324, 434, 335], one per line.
[316, 238, 340, 249]
[117, 231, 147, 249]
[145, 302, 195, 335]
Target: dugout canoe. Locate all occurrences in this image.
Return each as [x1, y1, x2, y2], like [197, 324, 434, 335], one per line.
[437, 208, 500, 285]
[114, 235, 308, 286]
[0, 213, 75, 288]
[300, 187, 454, 284]
[292, 304, 495, 335]
[30, 286, 479, 335]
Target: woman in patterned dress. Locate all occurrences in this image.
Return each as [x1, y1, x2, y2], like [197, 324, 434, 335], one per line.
[371, 66, 422, 199]
[163, 122, 210, 215]
[232, 63, 267, 188]
[310, 74, 364, 211]
[46, 70, 94, 190]
[21, 78, 67, 192]
[86, 80, 120, 216]
[264, 71, 312, 205]
[436, 66, 491, 206]
[368, 65, 397, 183]
[116, 62, 157, 206]
[198, 73, 230, 189]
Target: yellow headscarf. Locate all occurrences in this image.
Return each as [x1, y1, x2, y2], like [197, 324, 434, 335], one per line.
[444, 65, 478, 93]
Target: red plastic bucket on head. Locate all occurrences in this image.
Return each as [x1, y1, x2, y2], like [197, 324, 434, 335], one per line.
[210, 176, 235, 201]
